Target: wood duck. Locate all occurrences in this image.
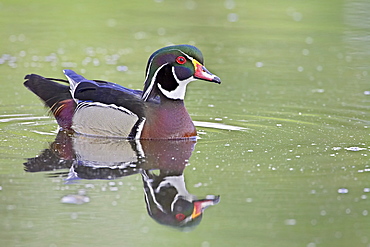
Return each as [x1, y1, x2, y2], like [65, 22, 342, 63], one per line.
[24, 45, 221, 139]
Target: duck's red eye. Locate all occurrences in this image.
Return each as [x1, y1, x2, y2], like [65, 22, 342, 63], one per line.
[175, 213, 186, 221]
[176, 56, 186, 64]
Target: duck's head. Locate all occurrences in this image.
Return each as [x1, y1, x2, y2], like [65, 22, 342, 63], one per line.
[142, 45, 221, 101]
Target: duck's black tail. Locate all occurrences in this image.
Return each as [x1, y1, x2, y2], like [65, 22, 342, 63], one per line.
[24, 74, 76, 129]
[24, 74, 71, 108]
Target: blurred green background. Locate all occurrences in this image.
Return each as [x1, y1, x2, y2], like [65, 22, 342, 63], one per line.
[1, 0, 369, 247]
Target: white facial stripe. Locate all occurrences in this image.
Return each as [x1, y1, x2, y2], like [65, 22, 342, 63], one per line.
[177, 50, 194, 61]
[142, 63, 168, 101]
[143, 59, 153, 83]
[157, 66, 196, 100]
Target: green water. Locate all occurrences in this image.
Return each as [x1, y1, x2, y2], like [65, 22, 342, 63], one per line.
[1, 0, 369, 246]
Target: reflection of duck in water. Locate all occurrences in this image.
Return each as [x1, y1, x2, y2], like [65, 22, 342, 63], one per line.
[24, 131, 220, 229]
[142, 169, 220, 230]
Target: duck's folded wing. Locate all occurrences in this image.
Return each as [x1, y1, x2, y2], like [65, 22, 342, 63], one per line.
[73, 80, 145, 117]
[64, 69, 145, 117]
[63, 70, 146, 138]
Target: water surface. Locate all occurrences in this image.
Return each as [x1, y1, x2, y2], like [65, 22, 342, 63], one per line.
[1, 1, 369, 247]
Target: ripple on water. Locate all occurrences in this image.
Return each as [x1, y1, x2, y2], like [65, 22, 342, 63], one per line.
[193, 121, 247, 131]
[0, 113, 57, 137]
[0, 114, 50, 123]
[344, 147, 367, 151]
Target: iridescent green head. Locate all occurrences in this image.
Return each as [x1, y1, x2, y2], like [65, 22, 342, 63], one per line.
[142, 45, 221, 101]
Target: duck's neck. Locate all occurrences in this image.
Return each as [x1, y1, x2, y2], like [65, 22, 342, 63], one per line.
[141, 96, 196, 139]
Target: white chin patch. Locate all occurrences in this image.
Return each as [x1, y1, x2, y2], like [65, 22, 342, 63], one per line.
[157, 67, 195, 100]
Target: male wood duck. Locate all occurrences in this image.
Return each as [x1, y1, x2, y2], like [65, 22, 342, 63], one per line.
[24, 45, 221, 139]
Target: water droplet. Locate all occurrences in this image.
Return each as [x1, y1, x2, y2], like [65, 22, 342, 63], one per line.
[19, 50, 26, 57]
[255, 61, 264, 68]
[224, 0, 235, 9]
[194, 182, 202, 188]
[134, 31, 147, 40]
[18, 33, 25, 42]
[157, 27, 166, 36]
[61, 194, 90, 204]
[227, 13, 238, 22]
[284, 219, 297, 225]
[302, 49, 310, 55]
[85, 184, 94, 189]
[185, 0, 197, 10]
[9, 35, 17, 42]
[106, 18, 117, 27]
[246, 198, 253, 203]
[312, 88, 325, 93]
[201, 241, 210, 247]
[93, 58, 100, 66]
[292, 12, 303, 21]
[117, 65, 128, 72]
[345, 56, 352, 62]
[305, 37, 314, 44]
[335, 231, 342, 239]
[338, 188, 349, 194]
[57, 48, 65, 55]
[61, 62, 77, 68]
